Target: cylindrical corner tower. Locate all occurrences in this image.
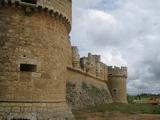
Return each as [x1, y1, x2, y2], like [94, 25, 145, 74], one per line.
[71, 46, 80, 69]
[0, 0, 73, 119]
[108, 66, 128, 103]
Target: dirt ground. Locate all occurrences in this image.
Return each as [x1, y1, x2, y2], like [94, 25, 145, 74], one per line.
[74, 111, 160, 120]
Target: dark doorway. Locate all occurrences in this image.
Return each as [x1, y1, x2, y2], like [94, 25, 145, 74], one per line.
[21, 0, 37, 4]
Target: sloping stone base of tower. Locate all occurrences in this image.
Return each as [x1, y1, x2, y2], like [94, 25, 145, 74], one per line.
[67, 80, 113, 110]
[0, 102, 74, 120]
[67, 67, 113, 110]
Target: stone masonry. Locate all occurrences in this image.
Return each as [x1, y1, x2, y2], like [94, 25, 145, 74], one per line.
[67, 46, 128, 109]
[0, 0, 128, 119]
[0, 0, 74, 119]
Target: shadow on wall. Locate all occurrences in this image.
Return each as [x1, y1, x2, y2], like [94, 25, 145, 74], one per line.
[66, 81, 113, 109]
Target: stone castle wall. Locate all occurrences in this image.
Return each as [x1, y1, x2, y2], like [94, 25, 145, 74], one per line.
[72, 47, 108, 81]
[0, 6, 71, 102]
[0, 0, 74, 119]
[108, 66, 128, 103]
[3, 0, 72, 23]
[37, 0, 72, 22]
[0, 0, 128, 119]
[108, 66, 127, 77]
[0, 102, 73, 120]
[67, 67, 113, 109]
[68, 47, 128, 106]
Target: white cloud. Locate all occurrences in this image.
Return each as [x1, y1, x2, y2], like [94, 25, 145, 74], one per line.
[71, 0, 160, 95]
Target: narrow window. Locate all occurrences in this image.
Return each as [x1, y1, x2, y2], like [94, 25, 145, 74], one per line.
[20, 64, 37, 72]
[113, 88, 118, 93]
[12, 119, 30, 120]
[21, 0, 37, 4]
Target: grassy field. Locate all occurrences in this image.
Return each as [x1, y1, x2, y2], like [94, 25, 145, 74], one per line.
[73, 112, 160, 120]
[73, 103, 160, 120]
[74, 103, 160, 114]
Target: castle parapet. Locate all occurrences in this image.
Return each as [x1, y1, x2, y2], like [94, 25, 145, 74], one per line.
[1, 0, 71, 32]
[107, 66, 128, 103]
[108, 66, 127, 78]
[72, 46, 80, 68]
[88, 53, 101, 62]
[37, 0, 72, 23]
[0, 0, 74, 119]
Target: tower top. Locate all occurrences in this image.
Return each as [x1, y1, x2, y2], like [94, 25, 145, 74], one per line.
[37, 0, 71, 22]
[108, 66, 128, 78]
[2, 0, 72, 24]
[88, 53, 101, 63]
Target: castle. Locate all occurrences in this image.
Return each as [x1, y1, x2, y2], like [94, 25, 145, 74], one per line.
[67, 47, 127, 109]
[0, 0, 127, 120]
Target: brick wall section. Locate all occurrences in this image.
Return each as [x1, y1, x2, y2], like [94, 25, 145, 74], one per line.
[37, 0, 72, 22]
[0, 1, 74, 119]
[108, 67, 128, 103]
[0, 102, 74, 120]
[67, 67, 113, 109]
[0, 7, 72, 102]
[108, 76, 128, 103]
[67, 67, 108, 86]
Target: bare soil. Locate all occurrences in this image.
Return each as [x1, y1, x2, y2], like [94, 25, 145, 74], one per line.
[74, 111, 160, 120]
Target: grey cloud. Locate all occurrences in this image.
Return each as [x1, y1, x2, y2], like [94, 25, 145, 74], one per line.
[71, 0, 160, 94]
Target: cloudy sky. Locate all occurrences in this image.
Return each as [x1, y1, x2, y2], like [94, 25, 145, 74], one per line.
[71, 0, 160, 95]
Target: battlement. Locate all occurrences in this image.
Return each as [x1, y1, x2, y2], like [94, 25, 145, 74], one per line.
[108, 66, 127, 77]
[72, 46, 80, 68]
[0, 0, 71, 32]
[72, 46, 80, 59]
[88, 53, 101, 62]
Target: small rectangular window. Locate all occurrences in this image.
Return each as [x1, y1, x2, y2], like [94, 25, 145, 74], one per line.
[20, 64, 37, 72]
[12, 119, 30, 120]
[21, 0, 37, 4]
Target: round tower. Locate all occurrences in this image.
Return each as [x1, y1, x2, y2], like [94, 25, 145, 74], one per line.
[107, 66, 128, 103]
[71, 46, 80, 69]
[0, 0, 73, 119]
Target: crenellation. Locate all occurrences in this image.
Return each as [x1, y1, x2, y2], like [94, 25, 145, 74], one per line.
[107, 66, 128, 103]
[71, 46, 80, 69]
[0, 0, 74, 119]
[71, 47, 127, 81]
[108, 66, 127, 78]
[70, 46, 128, 104]
[0, 0, 71, 33]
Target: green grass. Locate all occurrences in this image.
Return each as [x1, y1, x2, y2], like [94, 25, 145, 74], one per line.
[77, 103, 160, 114]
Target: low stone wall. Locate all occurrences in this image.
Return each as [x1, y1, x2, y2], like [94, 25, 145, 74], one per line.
[67, 67, 113, 109]
[0, 102, 74, 120]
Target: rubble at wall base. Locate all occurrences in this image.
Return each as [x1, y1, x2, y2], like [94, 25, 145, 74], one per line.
[67, 80, 113, 110]
[0, 102, 74, 120]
